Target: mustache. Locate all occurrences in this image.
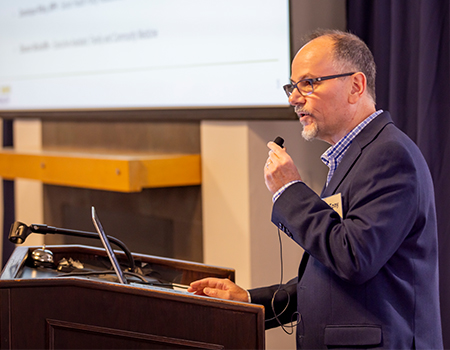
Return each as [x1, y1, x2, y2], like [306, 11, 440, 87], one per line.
[294, 106, 311, 116]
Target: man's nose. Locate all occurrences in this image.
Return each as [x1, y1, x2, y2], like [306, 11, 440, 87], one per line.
[288, 89, 306, 106]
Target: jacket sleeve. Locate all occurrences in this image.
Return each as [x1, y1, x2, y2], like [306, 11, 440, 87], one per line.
[249, 277, 298, 329]
[272, 137, 424, 285]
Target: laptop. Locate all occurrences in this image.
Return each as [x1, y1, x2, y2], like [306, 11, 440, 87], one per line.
[91, 206, 127, 284]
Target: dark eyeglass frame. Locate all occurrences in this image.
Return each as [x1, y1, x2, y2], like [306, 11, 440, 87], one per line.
[283, 72, 356, 97]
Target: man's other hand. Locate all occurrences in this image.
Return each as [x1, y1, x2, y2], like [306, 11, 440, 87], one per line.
[187, 278, 249, 302]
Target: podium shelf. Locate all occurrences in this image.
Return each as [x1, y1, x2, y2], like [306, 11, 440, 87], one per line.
[0, 148, 201, 192]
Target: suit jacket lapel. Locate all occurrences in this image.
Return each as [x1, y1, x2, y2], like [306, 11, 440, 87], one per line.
[320, 111, 394, 199]
[299, 112, 394, 282]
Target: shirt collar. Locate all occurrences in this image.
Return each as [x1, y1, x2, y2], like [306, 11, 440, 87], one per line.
[321, 109, 383, 167]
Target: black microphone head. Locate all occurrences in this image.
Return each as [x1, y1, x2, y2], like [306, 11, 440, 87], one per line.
[9, 221, 32, 244]
[273, 136, 284, 148]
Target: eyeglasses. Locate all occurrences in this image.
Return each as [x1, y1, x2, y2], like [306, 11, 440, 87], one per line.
[283, 72, 356, 97]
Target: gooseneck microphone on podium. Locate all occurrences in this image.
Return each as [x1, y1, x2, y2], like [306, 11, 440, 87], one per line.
[8, 220, 136, 272]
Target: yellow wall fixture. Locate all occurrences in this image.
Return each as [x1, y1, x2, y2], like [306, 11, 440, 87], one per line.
[0, 149, 201, 192]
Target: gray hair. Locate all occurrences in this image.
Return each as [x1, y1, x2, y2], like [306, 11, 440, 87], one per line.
[307, 29, 376, 103]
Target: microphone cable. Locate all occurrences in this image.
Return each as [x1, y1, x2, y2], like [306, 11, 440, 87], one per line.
[265, 227, 301, 335]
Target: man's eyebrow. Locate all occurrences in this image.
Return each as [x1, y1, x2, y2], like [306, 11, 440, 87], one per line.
[290, 74, 311, 83]
[290, 78, 303, 84]
[290, 75, 304, 83]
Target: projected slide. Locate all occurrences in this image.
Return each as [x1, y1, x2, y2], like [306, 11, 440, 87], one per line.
[0, 0, 290, 110]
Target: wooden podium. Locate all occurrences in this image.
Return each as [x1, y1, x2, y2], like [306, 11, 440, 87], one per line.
[0, 245, 264, 349]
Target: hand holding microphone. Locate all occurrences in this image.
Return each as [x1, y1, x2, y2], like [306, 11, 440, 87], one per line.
[265, 136, 302, 194]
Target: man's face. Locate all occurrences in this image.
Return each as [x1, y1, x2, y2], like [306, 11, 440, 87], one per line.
[289, 37, 352, 145]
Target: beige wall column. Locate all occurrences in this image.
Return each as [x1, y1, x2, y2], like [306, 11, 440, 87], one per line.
[0, 120, 3, 262]
[201, 119, 327, 349]
[14, 119, 44, 247]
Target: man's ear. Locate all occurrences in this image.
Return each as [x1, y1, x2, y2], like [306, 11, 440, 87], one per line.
[348, 72, 366, 104]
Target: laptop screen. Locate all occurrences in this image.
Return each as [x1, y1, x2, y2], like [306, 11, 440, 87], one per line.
[91, 206, 127, 284]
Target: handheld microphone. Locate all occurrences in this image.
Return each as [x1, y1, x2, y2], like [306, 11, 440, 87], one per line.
[274, 136, 284, 148]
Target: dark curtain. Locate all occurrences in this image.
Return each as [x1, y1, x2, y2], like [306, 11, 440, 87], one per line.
[347, 0, 450, 348]
[2, 120, 15, 268]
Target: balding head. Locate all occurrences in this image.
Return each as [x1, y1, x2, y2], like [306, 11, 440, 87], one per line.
[306, 30, 376, 104]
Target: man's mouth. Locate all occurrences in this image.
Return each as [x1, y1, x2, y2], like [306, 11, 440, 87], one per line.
[295, 107, 310, 120]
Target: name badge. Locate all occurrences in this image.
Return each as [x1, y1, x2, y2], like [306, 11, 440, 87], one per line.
[322, 193, 343, 218]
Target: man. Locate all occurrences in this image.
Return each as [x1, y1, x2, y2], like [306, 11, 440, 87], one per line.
[188, 30, 443, 349]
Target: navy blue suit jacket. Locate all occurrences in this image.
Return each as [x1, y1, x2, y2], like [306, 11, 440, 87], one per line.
[250, 112, 443, 349]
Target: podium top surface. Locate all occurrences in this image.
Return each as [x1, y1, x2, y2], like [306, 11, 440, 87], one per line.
[1, 244, 235, 284]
